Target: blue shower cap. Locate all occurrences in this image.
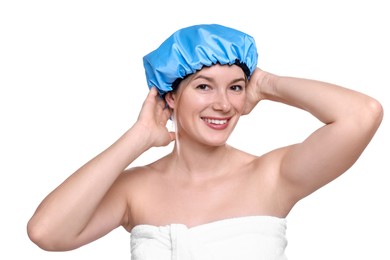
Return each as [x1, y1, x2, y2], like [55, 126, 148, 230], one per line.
[143, 24, 258, 95]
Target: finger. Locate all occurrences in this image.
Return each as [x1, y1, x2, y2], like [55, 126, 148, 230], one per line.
[143, 88, 157, 107]
[169, 131, 176, 142]
[149, 86, 157, 94]
[157, 97, 167, 109]
[162, 105, 173, 118]
[147, 87, 159, 100]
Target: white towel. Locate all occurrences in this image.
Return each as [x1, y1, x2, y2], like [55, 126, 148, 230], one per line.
[130, 215, 288, 260]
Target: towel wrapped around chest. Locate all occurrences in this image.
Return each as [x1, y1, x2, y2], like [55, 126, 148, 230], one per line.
[130, 216, 288, 260]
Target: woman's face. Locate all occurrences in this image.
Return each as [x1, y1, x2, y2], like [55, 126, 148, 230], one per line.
[167, 64, 247, 146]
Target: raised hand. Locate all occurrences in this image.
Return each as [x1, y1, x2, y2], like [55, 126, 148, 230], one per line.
[135, 87, 176, 147]
[243, 68, 272, 115]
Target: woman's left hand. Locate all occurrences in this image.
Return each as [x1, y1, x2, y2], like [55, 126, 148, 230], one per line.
[242, 68, 269, 115]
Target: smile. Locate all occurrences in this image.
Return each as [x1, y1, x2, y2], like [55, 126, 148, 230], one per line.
[201, 117, 232, 131]
[202, 117, 228, 125]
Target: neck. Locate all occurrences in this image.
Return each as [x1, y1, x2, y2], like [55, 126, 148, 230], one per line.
[169, 137, 232, 181]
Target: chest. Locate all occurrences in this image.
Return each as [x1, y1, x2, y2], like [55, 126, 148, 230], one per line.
[131, 169, 281, 228]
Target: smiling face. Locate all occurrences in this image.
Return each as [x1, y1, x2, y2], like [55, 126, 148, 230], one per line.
[165, 64, 247, 146]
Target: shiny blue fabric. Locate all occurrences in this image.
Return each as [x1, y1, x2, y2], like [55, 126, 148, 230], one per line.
[143, 24, 258, 95]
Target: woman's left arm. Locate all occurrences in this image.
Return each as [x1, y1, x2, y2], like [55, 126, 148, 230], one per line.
[245, 68, 383, 200]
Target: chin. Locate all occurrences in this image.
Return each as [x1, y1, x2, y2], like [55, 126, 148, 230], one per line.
[203, 136, 230, 147]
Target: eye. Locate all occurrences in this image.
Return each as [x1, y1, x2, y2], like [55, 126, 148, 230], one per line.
[230, 85, 244, 92]
[196, 84, 210, 91]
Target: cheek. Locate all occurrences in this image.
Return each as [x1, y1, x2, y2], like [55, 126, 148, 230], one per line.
[175, 96, 199, 120]
[179, 94, 209, 111]
[232, 95, 246, 112]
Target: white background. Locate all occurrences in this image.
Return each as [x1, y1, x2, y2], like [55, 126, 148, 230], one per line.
[1, 0, 389, 259]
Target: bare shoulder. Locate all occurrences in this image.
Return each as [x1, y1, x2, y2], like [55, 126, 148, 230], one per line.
[251, 145, 294, 169]
[118, 163, 161, 191]
[230, 143, 294, 171]
[226, 145, 258, 164]
[225, 145, 292, 183]
[116, 157, 171, 228]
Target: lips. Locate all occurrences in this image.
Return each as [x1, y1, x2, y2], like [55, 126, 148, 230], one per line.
[201, 117, 230, 130]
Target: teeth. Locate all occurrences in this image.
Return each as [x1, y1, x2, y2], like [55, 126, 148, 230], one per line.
[204, 118, 228, 125]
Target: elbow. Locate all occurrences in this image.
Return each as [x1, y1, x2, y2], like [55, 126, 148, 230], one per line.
[27, 218, 73, 252]
[27, 219, 56, 251]
[365, 97, 384, 131]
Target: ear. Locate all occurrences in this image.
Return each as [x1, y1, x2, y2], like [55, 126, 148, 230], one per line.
[165, 92, 176, 109]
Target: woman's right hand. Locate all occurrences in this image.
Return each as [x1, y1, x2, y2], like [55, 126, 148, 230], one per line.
[135, 87, 176, 148]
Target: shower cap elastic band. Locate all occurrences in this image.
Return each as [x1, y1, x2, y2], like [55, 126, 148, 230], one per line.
[143, 24, 258, 95]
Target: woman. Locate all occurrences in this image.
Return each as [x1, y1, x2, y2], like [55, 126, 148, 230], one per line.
[27, 24, 383, 259]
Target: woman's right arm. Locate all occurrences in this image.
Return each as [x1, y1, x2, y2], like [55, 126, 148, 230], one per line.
[27, 87, 174, 251]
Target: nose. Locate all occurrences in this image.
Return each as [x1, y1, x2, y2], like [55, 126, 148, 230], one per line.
[212, 90, 231, 112]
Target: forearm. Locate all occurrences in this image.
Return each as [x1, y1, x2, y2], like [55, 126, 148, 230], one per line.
[28, 124, 152, 243]
[261, 73, 375, 124]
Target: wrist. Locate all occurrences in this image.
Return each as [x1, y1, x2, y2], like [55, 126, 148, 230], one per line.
[258, 71, 279, 100]
[125, 123, 155, 151]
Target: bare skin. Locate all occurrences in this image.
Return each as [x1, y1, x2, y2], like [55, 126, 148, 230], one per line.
[27, 64, 383, 252]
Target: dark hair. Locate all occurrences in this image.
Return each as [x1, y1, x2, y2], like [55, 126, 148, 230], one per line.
[234, 59, 251, 78]
[170, 77, 185, 93]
